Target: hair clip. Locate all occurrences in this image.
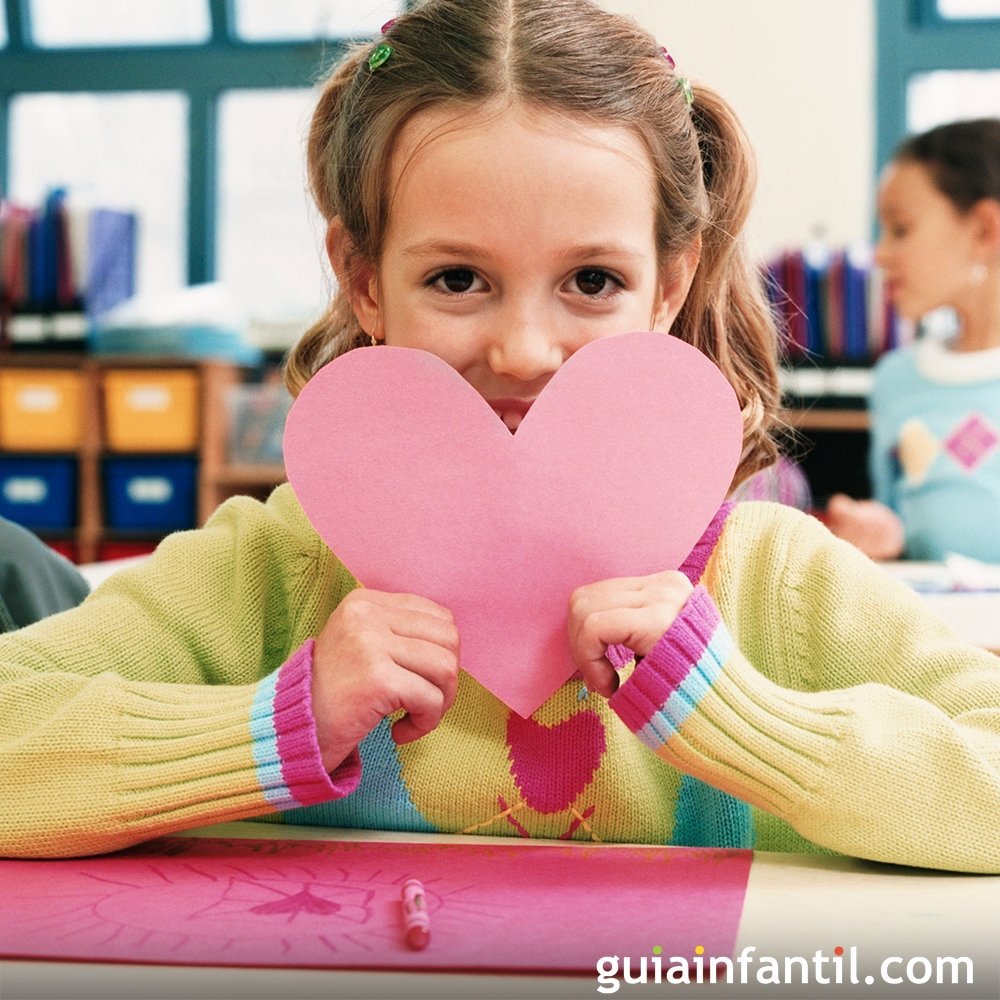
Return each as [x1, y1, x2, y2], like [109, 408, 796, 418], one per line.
[368, 41, 392, 71]
[659, 46, 694, 106]
[368, 18, 395, 71]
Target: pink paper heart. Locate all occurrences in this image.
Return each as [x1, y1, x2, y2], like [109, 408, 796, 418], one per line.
[284, 331, 741, 717]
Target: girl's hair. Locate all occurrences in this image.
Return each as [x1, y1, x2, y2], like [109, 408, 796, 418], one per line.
[285, 0, 781, 485]
[893, 118, 1000, 212]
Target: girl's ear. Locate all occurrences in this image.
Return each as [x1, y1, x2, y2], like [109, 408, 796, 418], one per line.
[325, 218, 382, 338]
[653, 236, 702, 331]
[970, 197, 1000, 259]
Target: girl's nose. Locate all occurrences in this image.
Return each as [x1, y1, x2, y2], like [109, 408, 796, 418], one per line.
[486, 316, 565, 383]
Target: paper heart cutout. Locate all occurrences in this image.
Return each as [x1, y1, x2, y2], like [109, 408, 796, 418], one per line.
[284, 331, 741, 717]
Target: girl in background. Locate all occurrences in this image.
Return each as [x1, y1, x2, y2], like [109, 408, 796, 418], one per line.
[827, 118, 1000, 561]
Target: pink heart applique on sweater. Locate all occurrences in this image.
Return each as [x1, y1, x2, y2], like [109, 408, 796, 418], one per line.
[284, 331, 741, 717]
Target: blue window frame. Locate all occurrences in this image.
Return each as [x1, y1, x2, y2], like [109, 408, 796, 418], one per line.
[877, 0, 1000, 170]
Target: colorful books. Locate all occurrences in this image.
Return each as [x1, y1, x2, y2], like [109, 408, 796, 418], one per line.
[766, 245, 906, 365]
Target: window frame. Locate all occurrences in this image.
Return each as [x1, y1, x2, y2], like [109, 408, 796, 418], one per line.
[0, 0, 348, 286]
[876, 0, 1000, 172]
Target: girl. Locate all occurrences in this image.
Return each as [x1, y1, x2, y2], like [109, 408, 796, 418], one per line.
[2, 0, 999, 872]
[827, 118, 1000, 561]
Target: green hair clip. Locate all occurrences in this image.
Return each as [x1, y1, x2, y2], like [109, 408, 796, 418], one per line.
[368, 42, 392, 71]
[678, 76, 694, 107]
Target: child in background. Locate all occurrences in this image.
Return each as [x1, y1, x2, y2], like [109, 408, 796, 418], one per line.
[2, 0, 999, 872]
[0, 516, 88, 632]
[827, 118, 1000, 561]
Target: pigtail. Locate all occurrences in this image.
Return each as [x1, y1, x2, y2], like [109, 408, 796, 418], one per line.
[285, 45, 374, 398]
[672, 83, 782, 486]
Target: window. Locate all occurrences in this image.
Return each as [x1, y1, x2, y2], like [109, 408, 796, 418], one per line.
[877, 1, 1000, 169]
[233, 0, 398, 41]
[9, 92, 188, 298]
[30, 0, 210, 48]
[0, 0, 403, 338]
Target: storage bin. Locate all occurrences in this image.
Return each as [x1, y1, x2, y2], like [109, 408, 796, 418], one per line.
[226, 383, 291, 466]
[0, 456, 77, 530]
[102, 369, 200, 452]
[0, 369, 85, 451]
[104, 457, 197, 531]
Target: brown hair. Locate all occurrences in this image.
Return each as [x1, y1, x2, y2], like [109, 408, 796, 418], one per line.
[285, 0, 781, 484]
[893, 117, 1000, 213]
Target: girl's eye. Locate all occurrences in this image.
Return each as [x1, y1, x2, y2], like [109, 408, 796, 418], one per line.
[572, 269, 619, 296]
[430, 268, 479, 294]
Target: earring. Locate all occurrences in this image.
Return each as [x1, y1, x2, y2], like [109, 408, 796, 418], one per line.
[369, 332, 378, 347]
[971, 263, 989, 285]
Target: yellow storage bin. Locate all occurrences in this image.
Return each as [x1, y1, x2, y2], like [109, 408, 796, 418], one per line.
[103, 369, 200, 452]
[0, 369, 85, 451]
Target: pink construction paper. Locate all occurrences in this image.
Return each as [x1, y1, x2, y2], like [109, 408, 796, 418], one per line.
[0, 837, 752, 972]
[284, 331, 742, 717]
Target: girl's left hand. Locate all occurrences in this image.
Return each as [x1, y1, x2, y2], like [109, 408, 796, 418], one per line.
[567, 570, 693, 698]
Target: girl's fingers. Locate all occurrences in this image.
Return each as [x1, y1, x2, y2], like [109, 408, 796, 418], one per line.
[568, 571, 693, 697]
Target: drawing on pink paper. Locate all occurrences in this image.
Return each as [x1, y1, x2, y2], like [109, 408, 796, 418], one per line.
[0, 837, 752, 972]
[284, 331, 743, 718]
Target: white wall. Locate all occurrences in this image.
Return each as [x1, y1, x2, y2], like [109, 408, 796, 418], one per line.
[603, 0, 876, 259]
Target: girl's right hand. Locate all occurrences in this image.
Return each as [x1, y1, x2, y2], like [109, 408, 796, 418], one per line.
[310, 589, 461, 772]
[825, 494, 905, 561]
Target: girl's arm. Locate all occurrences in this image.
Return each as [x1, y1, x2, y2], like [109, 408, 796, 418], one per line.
[581, 504, 1000, 873]
[0, 487, 360, 858]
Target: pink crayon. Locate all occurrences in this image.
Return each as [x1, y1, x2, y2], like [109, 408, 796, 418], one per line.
[401, 877, 431, 950]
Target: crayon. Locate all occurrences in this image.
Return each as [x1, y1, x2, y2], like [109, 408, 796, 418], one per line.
[401, 877, 430, 950]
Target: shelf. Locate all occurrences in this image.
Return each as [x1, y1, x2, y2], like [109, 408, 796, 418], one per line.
[782, 407, 870, 431]
[211, 464, 286, 488]
[0, 353, 286, 561]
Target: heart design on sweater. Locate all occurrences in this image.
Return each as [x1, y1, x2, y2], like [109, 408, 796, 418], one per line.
[506, 710, 607, 813]
[284, 331, 742, 717]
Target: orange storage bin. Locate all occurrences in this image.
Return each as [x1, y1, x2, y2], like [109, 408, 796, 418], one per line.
[0, 369, 85, 451]
[102, 369, 200, 452]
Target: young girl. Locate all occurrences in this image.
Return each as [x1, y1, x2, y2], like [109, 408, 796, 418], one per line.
[827, 118, 1000, 561]
[2, 0, 999, 873]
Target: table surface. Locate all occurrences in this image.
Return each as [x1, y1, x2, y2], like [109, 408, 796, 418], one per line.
[2, 823, 998, 1000]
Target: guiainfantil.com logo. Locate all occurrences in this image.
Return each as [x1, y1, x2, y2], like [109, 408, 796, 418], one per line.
[595, 944, 975, 993]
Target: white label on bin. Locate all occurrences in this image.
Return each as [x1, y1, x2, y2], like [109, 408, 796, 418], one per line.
[126, 477, 173, 504]
[16, 388, 59, 413]
[3, 477, 48, 504]
[126, 387, 171, 412]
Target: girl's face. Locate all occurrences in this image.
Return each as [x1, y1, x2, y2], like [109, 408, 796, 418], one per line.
[875, 160, 982, 320]
[339, 104, 697, 431]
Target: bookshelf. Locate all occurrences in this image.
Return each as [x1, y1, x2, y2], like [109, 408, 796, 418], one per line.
[0, 353, 287, 563]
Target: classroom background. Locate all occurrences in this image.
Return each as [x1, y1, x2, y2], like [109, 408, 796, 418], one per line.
[0, 0, 999, 563]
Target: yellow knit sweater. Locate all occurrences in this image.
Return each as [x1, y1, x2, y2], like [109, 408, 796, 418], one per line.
[1, 485, 999, 871]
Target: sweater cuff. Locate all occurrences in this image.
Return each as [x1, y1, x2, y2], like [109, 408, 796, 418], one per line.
[250, 639, 361, 809]
[609, 585, 726, 738]
[609, 586, 845, 816]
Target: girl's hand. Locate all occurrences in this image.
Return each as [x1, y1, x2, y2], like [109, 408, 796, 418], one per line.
[310, 589, 460, 771]
[825, 494, 905, 561]
[567, 570, 694, 698]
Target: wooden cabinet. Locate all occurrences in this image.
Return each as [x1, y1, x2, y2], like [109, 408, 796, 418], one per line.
[781, 406, 871, 502]
[0, 354, 287, 562]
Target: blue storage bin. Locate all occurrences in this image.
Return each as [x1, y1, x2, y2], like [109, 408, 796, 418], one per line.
[0, 456, 77, 530]
[104, 457, 197, 531]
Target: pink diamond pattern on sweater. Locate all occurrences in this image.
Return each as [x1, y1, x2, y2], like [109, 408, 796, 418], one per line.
[943, 414, 1000, 471]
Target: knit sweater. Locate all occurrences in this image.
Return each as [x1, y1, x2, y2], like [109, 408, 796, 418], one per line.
[2, 485, 999, 871]
[870, 338, 1000, 560]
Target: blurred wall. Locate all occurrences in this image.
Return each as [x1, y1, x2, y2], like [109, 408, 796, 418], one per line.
[603, 0, 876, 258]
